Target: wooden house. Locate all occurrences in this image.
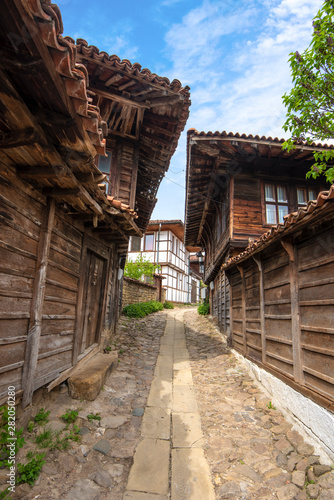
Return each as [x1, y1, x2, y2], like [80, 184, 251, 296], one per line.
[184, 129, 330, 332]
[224, 186, 334, 433]
[128, 220, 201, 303]
[0, 0, 190, 407]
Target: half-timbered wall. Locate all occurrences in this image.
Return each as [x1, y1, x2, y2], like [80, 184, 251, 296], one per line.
[0, 176, 121, 405]
[228, 224, 334, 410]
[128, 229, 200, 303]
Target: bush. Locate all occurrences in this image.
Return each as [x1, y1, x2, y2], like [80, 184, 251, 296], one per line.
[197, 301, 210, 315]
[122, 300, 163, 318]
[163, 301, 174, 309]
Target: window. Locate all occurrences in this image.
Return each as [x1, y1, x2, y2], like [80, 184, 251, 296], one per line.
[144, 234, 154, 251]
[131, 236, 141, 252]
[297, 187, 318, 208]
[98, 151, 113, 194]
[264, 183, 289, 224]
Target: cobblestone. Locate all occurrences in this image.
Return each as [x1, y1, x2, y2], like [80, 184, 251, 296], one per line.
[10, 308, 334, 499]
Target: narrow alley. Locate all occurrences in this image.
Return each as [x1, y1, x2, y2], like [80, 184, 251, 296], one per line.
[13, 309, 334, 500]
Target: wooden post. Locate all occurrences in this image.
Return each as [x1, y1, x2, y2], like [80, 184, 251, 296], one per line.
[281, 237, 304, 384]
[253, 255, 266, 365]
[237, 264, 246, 354]
[223, 270, 227, 334]
[22, 198, 55, 408]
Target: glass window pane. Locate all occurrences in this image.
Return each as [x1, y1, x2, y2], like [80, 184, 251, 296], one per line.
[308, 189, 317, 201]
[98, 151, 112, 174]
[278, 205, 289, 223]
[265, 184, 275, 202]
[277, 186, 288, 202]
[266, 204, 277, 224]
[145, 234, 154, 251]
[297, 188, 306, 205]
[131, 236, 141, 252]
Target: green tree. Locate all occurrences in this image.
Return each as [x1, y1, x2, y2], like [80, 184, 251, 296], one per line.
[282, 0, 334, 183]
[124, 255, 160, 283]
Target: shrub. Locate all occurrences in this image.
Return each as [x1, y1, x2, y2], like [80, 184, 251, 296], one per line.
[163, 301, 174, 309]
[122, 300, 163, 318]
[197, 301, 210, 315]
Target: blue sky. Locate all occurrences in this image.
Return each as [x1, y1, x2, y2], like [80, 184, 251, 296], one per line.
[58, 0, 323, 221]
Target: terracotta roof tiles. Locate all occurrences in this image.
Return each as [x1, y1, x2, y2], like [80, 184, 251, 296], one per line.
[29, 0, 106, 155]
[187, 129, 334, 149]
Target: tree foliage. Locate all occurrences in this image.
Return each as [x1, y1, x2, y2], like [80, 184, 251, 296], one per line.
[124, 254, 160, 283]
[282, 0, 334, 183]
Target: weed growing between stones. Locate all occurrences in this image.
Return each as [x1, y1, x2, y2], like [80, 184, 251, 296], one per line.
[0, 407, 83, 499]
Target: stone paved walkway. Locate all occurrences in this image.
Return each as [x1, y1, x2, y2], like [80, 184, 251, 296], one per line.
[10, 308, 334, 500]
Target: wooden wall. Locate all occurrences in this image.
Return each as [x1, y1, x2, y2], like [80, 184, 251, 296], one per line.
[232, 177, 264, 242]
[227, 223, 334, 409]
[0, 171, 120, 406]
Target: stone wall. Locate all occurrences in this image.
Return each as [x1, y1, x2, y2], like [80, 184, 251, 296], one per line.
[122, 277, 157, 305]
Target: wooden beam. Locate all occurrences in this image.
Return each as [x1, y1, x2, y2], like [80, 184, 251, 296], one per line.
[22, 198, 55, 408]
[90, 86, 150, 109]
[0, 128, 41, 149]
[253, 255, 266, 364]
[17, 165, 67, 178]
[281, 237, 304, 384]
[237, 264, 247, 355]
[105, 73, 123, 87]
[143, 122, 176, 137]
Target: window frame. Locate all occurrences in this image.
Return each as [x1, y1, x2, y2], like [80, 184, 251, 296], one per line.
[144, 233, 154, 252]
[130, 236, 141, 252]
[263, 182, 289, 226]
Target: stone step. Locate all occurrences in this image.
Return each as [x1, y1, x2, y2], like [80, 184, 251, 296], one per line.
[68, 351, 118, 401]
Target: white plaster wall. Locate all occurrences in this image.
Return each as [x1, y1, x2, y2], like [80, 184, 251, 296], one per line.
[233, 350, 334, 465]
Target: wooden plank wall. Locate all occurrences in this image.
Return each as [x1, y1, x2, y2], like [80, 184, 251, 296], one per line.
[36, 213, 83, 390]
[214, 269, 230, 336]
[298, 230, 334, 401]
[0, 174, 43, 401]
[0, 173, 120, 404]
[228, 223, 334, 408]
[232, 177, 264, 241]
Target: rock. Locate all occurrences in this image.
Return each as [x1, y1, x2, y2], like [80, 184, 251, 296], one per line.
[100, 416, 128, 428]
[108, 438, 137, 458]
[277, 483, 301, 500]
[286, 430, 304, 448]
[307, 483, 320, 499]
[275, 438, 294, 455]
[318, 472, 334, 489]
[65, 479, 100, 500]
[308, 456, 321, 467]
[68, 352, 118, 401]
[79, 426, 90, 436]
[296, 458, 308, 472]
[43, 464, 58, 475]
[292, 470, 305, 488]
[276, 454, 288, 469]
[132, 408, 145, 416]
[313, 465, 332, 477]
[319, 489, 334, 500]
[287, 454, 302, 472]
[232, 464, 262, 483]
[297, 443, 315, 456]
[308, 469, 316, 483]
[104, 463, 124, 477]
[296, 492, 308, 500]
[218, 481, 242, 498]
[92, 470, 113, 488]
[271, 423, 292, 435]
[92, 439, 110, 455]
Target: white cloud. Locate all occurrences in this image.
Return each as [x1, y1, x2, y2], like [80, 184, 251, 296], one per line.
[164, 0, 323, 137]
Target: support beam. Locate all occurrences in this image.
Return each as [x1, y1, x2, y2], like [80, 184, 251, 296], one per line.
[22, 198, 55, 407]
[0, 128, 41, 149]
[237, 264, 247, 355]
[281, 237, 304, 384]
[253, 255, 266, 364]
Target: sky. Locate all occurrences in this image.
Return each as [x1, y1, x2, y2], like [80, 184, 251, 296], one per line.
[58, 0, 323, 221]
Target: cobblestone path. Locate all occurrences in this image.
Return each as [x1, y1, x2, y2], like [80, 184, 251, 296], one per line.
[10, 308, 334, 500]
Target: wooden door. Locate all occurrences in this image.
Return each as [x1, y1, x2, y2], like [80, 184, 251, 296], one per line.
[191, 279, 197, 303]
[81, 251, 106, 352]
